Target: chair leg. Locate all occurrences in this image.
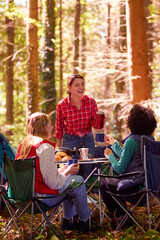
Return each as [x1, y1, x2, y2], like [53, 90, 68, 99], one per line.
[154, 216, 160, 231]
[34, 200, 60, 238]
[89, 217, 91, 229]
[112, 195, 145, 232]
[30, 201, 35, 239]
[146, 191, 151, 229]
[2, 196, 26, 240]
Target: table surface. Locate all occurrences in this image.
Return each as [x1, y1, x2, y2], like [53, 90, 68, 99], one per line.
[57, 158, 110, 165]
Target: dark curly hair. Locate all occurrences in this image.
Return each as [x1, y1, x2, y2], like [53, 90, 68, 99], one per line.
[127, 104, 157, 135]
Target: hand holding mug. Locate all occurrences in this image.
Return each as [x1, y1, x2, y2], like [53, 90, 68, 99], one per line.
[68, 163, 79, 175]
[105, 135, 115, 145]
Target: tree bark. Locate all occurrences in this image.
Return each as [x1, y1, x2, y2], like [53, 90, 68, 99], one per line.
[114, 2, 127, 142]
[144, 0, 153, 90]
[116, 2, 126, 94]
[6, 0, 14, 124]
[126, 0, 151, 103]
[73, 0, 81, 74]
[81, 0, 86, 73]
[41, 0, 56, 122]
[27, 0, 39, 114]
[105, 2, 111, 134]
[105, 2, 111, 99]
[59, 0, 63, 100]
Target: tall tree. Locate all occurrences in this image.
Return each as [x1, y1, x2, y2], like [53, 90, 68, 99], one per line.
[59, 0, 63, 100]
[105, 2, 111, 134]
[6, 0, 14, 124]
[126, 0, 151, 103]
[81, 0, 86, 73]
[41, 0, 56, 120]
[105, 2, 111, 99]
[73, 0, 81, 74]
[113, 2, 127, 142]
[27, 0, 39, 114]
[145, 0, 153, 87]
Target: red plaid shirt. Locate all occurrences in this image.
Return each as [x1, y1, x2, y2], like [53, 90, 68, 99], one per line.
[54, 95, 98, 139]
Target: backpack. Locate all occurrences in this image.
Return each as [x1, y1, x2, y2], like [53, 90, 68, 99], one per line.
[0, 133, 17, 184]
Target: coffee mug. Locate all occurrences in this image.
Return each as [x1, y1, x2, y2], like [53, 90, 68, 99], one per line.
[67, 159, 78, 167]
[95, 133, 104, 142]
[79, 148, 89, 159]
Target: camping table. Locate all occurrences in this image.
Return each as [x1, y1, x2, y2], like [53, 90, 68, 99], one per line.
[57, 158, 111, 224]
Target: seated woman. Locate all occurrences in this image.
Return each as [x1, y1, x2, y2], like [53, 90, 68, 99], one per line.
[99, 104, 157, 223]
[15, 112, 91, 233]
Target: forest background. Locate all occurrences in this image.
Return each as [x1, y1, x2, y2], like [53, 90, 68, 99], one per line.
[1, 0, 160, 148]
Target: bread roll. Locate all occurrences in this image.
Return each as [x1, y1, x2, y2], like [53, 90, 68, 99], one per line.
[62, 156, 72, 161]
[55, 154, 62, 161]
[56, 151, 67, 157]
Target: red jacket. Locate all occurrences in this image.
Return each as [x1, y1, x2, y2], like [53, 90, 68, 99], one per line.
[15, 140, 60, 195]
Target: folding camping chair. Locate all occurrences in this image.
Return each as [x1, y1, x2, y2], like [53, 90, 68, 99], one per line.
[95, 135, 160, 232]
[0, 133, 17, 209]
[2, 152, 82, 239]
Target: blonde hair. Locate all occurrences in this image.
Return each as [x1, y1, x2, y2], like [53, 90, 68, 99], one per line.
[17, 112, 50, 159]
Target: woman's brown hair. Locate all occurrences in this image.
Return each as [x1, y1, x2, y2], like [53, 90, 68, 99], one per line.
[67, 74, 84, 94]
[17, 112, 50, 159]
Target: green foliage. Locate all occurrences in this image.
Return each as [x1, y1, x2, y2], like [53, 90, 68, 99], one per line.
[144, 230, 160, 240]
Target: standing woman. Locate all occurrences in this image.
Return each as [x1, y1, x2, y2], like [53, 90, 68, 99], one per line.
[54, 74, 98, 179]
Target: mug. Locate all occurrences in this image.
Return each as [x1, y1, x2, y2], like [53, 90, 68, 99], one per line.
[95, 111, 105, 129]
[67, 159, 78, 167]
[79, 148, 89, 159]
[95, 133, 104, 142]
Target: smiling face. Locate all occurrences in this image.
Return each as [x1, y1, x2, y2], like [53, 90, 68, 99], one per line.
[68, 78, 85, 98]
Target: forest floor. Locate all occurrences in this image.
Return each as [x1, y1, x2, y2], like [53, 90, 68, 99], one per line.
[0, 203, 160, 240]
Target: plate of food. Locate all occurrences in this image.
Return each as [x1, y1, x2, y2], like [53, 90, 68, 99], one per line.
[55, 150, 72, 162]
[55, 147, 78, 156]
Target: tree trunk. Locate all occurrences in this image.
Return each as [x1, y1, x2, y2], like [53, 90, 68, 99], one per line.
[41, 0, 56, 121]
[144, 0, 153, 90]
[59, 0, 63, 100]
[73, 0, 81, 74]
[116, 2, 127, 95]
[105, 2, 111, 134]
[114, 2, 127, 142]
[6, 0, 14, 124]
[105, 2, 111, 99]
[81, 0, 86, 73]
[126, 0, 151, 103]
[27, 0, 39, 115]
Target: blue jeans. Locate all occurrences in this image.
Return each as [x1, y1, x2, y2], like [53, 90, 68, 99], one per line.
[62, 132, 95, 180]
[37, 175, 91, 221]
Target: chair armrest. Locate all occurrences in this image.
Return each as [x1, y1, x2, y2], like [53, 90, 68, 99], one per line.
[94, 170, 145, 179]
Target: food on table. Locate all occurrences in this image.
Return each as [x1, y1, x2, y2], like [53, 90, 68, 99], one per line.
[55, 154, 62, 161]
[55, 151, 72, 161]
[56, 151, 67, 157]
[61, 156, 72, 161]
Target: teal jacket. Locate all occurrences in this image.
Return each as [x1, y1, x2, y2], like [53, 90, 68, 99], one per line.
[109, 134, 154, 188]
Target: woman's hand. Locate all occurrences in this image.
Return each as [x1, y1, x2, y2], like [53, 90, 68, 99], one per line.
[105, 135, 115, 145]
[59, 165, 67, 173]
[65, 163, 80, 176]
[104, 148, 113, 158]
